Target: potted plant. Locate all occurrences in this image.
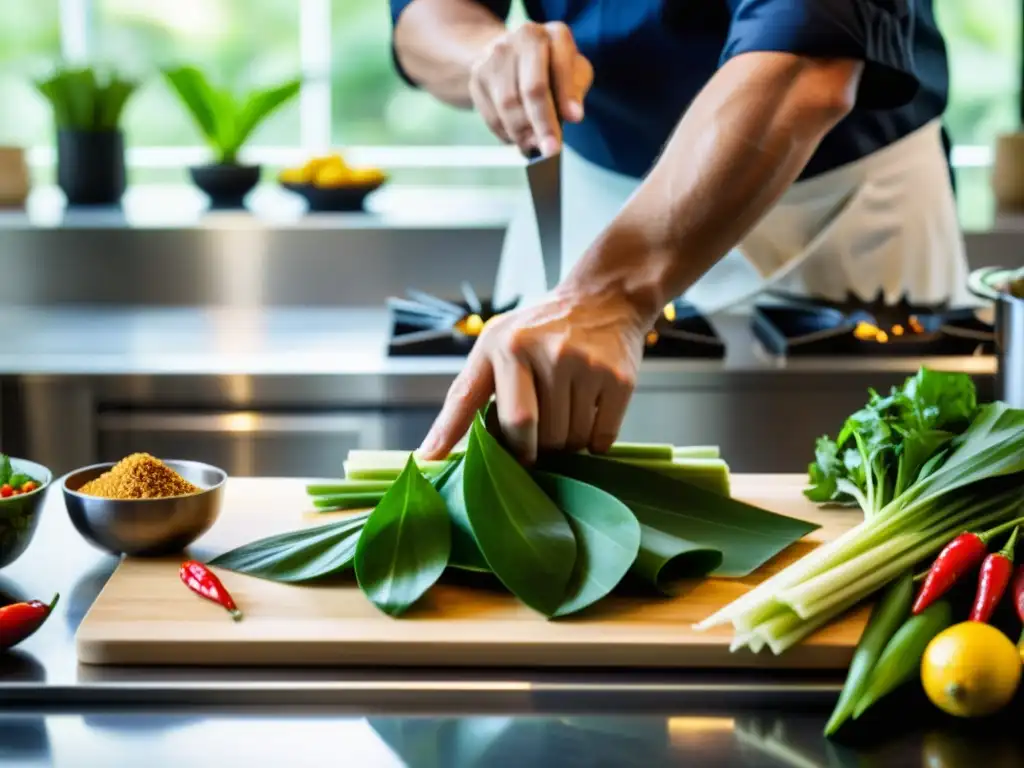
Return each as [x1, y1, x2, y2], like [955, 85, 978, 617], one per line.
[35, 67, 138, 206]
[163, 66, 300, 209]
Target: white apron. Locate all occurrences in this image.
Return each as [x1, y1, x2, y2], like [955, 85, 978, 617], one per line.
[493, 119, 970, 313]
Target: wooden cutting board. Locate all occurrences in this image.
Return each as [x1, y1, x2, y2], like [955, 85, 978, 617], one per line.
[76, 475, 869, 668]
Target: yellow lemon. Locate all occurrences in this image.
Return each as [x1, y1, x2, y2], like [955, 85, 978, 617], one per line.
[921, 622, 1021, 718]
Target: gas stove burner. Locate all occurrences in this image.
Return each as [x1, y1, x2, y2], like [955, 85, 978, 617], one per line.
[387, 289, 725, 358]
[752, 302, 995, 357]
[387, 284, 520, 356]
[644, 298, 725, 359]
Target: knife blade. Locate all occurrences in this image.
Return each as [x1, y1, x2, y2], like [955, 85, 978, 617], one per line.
[525, 150, 562, 292]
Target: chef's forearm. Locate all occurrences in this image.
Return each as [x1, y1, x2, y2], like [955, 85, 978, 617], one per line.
[560, 53, 863, 323]
[394, 0, 507, 107]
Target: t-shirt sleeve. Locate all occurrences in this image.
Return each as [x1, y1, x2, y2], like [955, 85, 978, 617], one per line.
[390, 0, 514, 87]
[721, 0, 918, 110]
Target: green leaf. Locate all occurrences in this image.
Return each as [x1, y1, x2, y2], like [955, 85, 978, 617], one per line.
[162, 67, 227, 155]
[628, 525, 723, 594]
[432, 457, 490, 572]
[96, 76, 138, 131]
[531, 471, 641, 617]
[463, 414, 576, 616]
[227, 79, 301, 155]
[209, 512, 368, 582]
[0, 455, 12, 486]
[536, 452, 817, 578]
[354, 456, 451, 617]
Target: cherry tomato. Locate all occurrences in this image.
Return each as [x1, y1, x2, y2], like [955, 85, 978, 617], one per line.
[1, 486, 13, 498]
[20, 481, 36, 493]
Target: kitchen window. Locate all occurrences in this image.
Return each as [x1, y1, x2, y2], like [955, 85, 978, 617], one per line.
[0, 0, 1019, 226]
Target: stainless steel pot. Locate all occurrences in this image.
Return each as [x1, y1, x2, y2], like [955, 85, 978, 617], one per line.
[969, 267, 1024, 407]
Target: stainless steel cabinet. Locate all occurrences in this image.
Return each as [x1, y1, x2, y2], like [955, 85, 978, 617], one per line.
[96, 410, 437, 478]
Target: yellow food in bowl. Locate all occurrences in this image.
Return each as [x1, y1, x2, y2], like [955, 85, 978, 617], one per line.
[280, 152, 387, 189]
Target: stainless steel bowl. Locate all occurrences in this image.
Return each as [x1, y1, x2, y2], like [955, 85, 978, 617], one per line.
[62, 459, 227, 557]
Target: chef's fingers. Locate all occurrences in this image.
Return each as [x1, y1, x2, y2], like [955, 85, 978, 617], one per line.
[565, 374, 601, 453]
[484, 39, 535, 152]
[469, 75, 512, 144]
[418, 353, 495, 459]
[492, 352, 540, 464]
[588, 373, 635, 454]
[534, 364, 571, 453]
[517, 26, 561, 157]
[546, 22, 587, 123]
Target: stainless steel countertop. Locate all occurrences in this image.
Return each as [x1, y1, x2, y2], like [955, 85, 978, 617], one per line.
[0, 306, 996, 379]
[1, 485, 1014, 768]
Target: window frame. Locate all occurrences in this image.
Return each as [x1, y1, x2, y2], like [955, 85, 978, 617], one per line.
[30, 0, 1008, 175]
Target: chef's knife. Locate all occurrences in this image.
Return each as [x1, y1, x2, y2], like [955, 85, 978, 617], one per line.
[525, 149, 562, 292]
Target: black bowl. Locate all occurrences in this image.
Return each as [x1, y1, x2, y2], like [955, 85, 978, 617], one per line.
[189, 164, 261, 209]
[282, 180, 385, 212]
[0, 459, 53, 569]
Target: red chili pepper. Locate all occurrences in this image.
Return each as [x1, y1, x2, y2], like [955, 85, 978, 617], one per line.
[1012, 565, 1024, 646]
[913, 534, 989, 615]
[0, 593, 58, 650]
[179, 561, 242, 621]
[912, 519, 1024, 615]
[970, 527, 1020, 623]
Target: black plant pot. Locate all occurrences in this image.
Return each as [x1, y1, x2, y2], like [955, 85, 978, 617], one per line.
[57, 129, 126, 207]
[189, 164, 261, 209]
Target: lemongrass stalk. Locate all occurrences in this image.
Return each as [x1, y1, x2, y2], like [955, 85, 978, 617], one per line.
[312, 492, 387, 510]
[704, 492, 1012, 630]
[778, 534, 916, 619]
[702, 488, 1010, 629]
[765, 592, 866, 655]
[780, 497, 1019, 614]
[787, 503, 1022, 620]
[612, 458, 730, 494]
[343, 461, 449, 480]
[673, 446, 720, 460]
[306, 480, 395, 495]
[602, 443, 674, 460]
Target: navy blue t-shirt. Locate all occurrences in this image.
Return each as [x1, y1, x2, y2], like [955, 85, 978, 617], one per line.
[389, 0, 950, 182]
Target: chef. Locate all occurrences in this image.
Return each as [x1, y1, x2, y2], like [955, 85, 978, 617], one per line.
[393, 0, 967, 463]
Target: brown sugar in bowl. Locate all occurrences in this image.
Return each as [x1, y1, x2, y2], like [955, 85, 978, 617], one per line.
[63, 459, 226, 556]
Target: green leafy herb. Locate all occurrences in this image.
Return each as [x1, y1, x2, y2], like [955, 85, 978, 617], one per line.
[805, 368, 979, 516]
[463, 414, 576, 616]
[354, 456, 451, 617]
[0, 456, 12, 486]
[531, 471, 641, 617]
[537, 452, 817, 578]
[210, 512, 368, 582]
[163, 66, 300, 165]
[36, 67, 138, 131]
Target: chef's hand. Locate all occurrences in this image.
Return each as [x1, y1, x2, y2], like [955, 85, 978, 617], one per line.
[469, 21, 593, 157]
[418, 290, 646, 464]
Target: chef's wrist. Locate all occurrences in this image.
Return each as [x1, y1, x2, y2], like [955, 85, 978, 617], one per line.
[556, 229, 675, 329]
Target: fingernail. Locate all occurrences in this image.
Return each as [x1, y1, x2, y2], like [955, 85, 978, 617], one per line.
[567, 101, 584, 122]
[541, 137, 560, 157]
